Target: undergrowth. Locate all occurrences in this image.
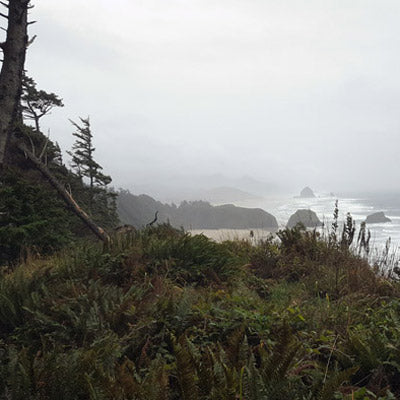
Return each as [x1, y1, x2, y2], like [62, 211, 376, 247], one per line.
[0, 223, 399, 399]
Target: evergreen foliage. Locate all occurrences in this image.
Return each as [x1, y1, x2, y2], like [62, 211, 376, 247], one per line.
[0, 167, 74, 262]
[0, 81, 118, 266]
[0, 225, 399, 399]
[68, 117, 117, 226]
[21, 75, 64, 132]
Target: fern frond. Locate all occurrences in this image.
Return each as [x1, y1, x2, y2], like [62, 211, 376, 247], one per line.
[318, 366, 358, 400]
[174, 336, 199, 400]
[243, 352, 263, 400]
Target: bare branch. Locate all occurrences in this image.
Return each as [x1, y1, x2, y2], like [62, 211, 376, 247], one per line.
[38, 130, 50, 159]
[147, 211, 159, 227]
[27, 133, 35, 156]
[27, 20, 36, 25]
[26, 34, 36, 47]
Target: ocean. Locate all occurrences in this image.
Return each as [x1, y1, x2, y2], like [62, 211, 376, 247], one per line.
[234, 192, 400, 253]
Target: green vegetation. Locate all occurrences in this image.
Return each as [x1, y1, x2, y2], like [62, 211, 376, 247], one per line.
[0, 224, 399, 399]
[0, 4, 399, 399]
[0, 79, 118, 266]
[68, 117, 117, 226]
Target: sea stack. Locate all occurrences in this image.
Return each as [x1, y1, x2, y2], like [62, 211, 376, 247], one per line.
[365, 212, 391, 224]
[300, 186, 315, 198]
[287, 209, 322, 229]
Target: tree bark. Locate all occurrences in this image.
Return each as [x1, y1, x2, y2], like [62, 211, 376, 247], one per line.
[17, 140, 111, 244]
[0, 0, 29, 166]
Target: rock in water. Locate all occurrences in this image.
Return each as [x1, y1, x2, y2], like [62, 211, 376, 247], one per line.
[300, 186, 315, 198]
[287, 209, 322, 229]
[365, 212, 391, 224]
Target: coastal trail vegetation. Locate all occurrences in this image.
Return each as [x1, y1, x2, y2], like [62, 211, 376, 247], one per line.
[0, 223, 399, 399]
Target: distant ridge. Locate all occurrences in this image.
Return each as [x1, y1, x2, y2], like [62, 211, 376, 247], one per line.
[131, 174, 281, 203]
[196, 186, 261, 204]
[117, 190, 278, 230]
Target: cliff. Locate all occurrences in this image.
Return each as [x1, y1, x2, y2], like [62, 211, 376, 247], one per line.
[117, 190, 278, 229]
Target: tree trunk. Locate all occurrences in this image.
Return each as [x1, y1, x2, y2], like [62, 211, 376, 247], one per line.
[17, 140, 111, 244]
[0, 0, 29, 166]
[0, 1, 111, 245]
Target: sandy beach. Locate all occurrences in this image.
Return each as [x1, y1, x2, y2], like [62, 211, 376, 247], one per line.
[189, 228, 275, 242]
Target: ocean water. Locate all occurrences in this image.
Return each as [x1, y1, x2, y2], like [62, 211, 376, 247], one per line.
[235, 193, 400, 253]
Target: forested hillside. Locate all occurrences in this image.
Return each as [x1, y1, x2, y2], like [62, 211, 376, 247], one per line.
[0, 79, 118, 265]
[117, 190, 278, 230]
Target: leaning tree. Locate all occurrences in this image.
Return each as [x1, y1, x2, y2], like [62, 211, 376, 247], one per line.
[0, 0, 110, 243]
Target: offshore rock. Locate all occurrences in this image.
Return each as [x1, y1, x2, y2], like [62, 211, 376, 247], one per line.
[287, 209, 322, 229]
[300, 186, 315, 198]
[365, 212, 391, 224]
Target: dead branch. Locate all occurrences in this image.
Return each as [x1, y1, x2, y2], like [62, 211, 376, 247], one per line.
[26, 33, 36, 47]
[147, 211, 159, 227]
[16, 140, 111, 244]
[38, 130, 49, 159]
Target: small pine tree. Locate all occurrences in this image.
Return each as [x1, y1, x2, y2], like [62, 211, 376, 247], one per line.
[21, 75, 64, 133]
[68, 117, 118, 227]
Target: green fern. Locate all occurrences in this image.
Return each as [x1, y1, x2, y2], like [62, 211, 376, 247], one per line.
[318, 366, 358, 400]
[174, 336, 199, 400]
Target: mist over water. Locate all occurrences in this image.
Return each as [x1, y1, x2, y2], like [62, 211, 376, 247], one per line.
[227, 191, 400, 252]
[27, 1, 400, 196]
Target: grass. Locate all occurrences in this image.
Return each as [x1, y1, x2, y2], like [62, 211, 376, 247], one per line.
[0, 223, 399, 399]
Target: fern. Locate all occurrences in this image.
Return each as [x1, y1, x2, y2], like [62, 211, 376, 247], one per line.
[242, 352, 263, 400]
[318, 366, 358, 400]
[174, 336, 199, 400]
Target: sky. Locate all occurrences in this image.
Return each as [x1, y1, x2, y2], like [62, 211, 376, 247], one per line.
[20, 0, 400, 196]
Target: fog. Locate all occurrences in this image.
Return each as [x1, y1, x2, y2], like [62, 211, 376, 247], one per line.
[26, 0, 400, 198]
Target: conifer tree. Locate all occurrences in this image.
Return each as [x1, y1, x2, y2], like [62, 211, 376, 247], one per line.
[68, 117, 118, 227]
[21, 75, 64, 132]
[0, 1, 110, 244]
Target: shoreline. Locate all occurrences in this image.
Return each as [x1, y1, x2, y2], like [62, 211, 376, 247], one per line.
[189, 228, 276, 242]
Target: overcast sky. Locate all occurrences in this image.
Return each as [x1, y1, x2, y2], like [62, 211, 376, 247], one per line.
[22, 0, 400, 194]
